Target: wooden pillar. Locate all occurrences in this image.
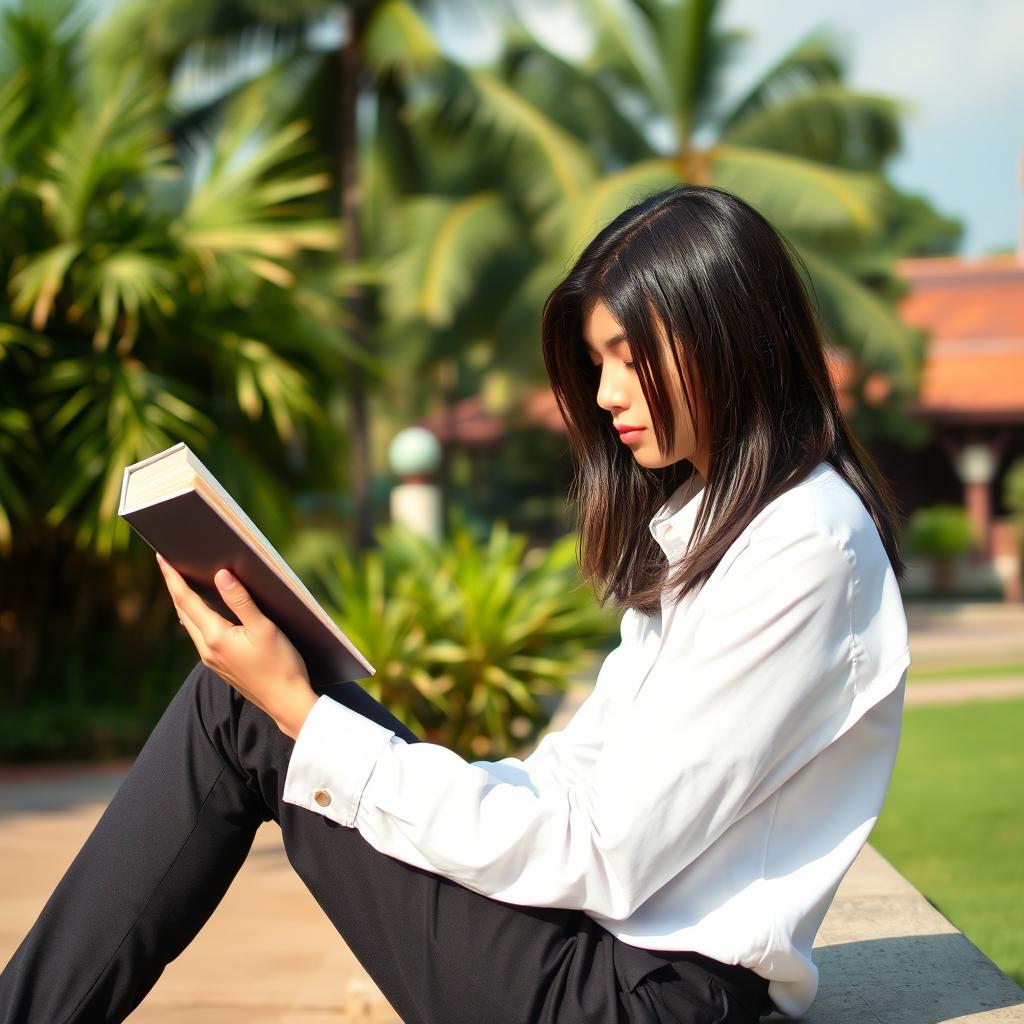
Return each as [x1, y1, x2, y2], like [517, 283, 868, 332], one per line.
[952, 442, 997, 561]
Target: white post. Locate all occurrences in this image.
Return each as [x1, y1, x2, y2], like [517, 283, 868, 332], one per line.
[387, 427, 443, 542]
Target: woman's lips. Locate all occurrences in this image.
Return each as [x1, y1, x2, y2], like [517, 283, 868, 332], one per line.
[617, 428, 645, 443]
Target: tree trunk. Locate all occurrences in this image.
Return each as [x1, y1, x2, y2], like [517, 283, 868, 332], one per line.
[338, 10, 373, 552]
[932, 556, 956, 596]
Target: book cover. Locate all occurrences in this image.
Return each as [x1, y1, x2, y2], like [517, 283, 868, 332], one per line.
[118, 443, 375, 687]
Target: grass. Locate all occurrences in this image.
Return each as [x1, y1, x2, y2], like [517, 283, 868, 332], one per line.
[870, 698, 1024, 988]
[908, 663, 1024, 683]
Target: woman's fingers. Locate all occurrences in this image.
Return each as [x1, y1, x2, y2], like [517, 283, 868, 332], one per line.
[156, 553, 229, 641]
[154, 550, 314, 736]
[176, 605, 211, 661]
[213, 568, 273, 637]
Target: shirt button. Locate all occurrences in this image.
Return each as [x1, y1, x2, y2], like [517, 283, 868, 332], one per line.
[664, 525, 675, 536]
[313, 788, 332, 808]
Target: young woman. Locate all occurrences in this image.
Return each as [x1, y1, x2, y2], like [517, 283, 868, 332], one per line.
[0, 184, 911, 1024]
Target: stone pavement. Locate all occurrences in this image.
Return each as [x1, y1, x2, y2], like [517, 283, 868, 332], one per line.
[905, 600, 1024, 674]
[903, 599, 1024, 705]
[0, 764, 399, 1023]
[906, 677, 1024, 705]
[2, 599, 1022, 1021]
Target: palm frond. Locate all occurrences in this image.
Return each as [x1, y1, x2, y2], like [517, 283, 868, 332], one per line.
[212, 330, 325, 443]
[710, 143, 891, 243]
[364, 0, 445, 83]
[428, 64, 599, 221]
[721, 85, 905, 168]
[176, 83, 336, 288]
[503, 34, 655, 167]
[167, 23, 306, 114]
[8, 242, 80, 331]
[0, 11, 79, 175]
[382, 191, 520, 327]
[0, 69, 30, 171]
[720, 30, 846, 132]
[35, 62, 176, 240]
[647, 0, 722, 142]
[33, 353, 216, 556]
[75, 250, 178, 351]
[577, 0, 672, 114]
[793, 241, 924, 389]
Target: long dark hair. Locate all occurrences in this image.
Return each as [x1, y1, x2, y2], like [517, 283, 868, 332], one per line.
[541, 183, 907, 616]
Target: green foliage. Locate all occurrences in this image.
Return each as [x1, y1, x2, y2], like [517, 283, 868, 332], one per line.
[0, 0, 965, 757]
[365, 0, 958, 438]
[1004, 457, 1024, 527]
[287, 517, 618, 760]
[904, 503, 979, 560]
[0, 702, 158, 763]
[0, 1, 351, 560]
[0, 0, 361, 713]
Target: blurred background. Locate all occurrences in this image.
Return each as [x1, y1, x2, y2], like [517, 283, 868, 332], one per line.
[1, 0, 1022, 1001]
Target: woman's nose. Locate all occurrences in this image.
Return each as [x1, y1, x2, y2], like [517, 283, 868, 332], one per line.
[596, 369, 627, 412]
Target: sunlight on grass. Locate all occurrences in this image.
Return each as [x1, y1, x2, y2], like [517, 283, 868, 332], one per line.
[871, 699, 1024, 987]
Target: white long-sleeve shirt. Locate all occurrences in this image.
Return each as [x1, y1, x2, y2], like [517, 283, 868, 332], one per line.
[283, 460, 911, 1017]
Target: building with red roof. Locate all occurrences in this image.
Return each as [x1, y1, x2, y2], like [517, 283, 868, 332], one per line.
[872, 253, 1024, 599]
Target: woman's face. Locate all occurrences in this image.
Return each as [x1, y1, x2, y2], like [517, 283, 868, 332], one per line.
[582, 299, 707, 476]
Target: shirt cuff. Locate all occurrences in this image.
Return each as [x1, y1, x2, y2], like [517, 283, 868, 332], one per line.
[281, 693, 396, 827]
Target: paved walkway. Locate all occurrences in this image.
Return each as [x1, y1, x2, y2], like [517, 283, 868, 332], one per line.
[905, 600, 1024, 673]
[906, 677, 1024, 706]
[2, 599, 1022, 1021]
[0, 765, 399, 1022]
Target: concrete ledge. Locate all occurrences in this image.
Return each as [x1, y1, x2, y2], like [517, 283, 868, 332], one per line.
[552, 679, 1024, 1022]
[798, 844, 1024, 1022]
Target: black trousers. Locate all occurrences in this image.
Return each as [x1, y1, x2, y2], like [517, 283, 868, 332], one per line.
[0, 661, 771, 1024]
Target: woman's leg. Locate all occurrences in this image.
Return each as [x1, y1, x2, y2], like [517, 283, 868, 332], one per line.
[0, 662, 629, 1024]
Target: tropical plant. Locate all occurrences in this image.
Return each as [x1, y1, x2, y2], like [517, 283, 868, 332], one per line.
[904, 503, 979, 596]
[286, 515, 619, 758]
[0, 0, 359, 707]
[92, 0, 455, 549]
[92, 0, 955, 529]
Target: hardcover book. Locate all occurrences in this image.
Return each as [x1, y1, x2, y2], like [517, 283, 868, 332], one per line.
[118, 441, 375, 686]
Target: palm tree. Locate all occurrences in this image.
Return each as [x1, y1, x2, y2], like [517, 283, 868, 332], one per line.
[377, 0, 960, 428]
[0, 0, 352, 705]
[91, 0, 459, 550]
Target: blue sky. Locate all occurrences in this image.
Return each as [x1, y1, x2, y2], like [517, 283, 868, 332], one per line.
[432, 0, 1023, 258]
[716, 0, 1023, 258]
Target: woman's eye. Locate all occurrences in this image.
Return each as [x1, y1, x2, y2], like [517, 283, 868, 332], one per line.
[624, 361, 635, 370]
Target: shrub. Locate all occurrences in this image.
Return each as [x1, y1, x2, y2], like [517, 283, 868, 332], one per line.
[287, 516, 619, 760]
[904, 503, 979, 595]
[905, 503, 979, 559]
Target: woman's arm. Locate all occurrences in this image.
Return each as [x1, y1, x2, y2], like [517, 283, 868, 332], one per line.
[283, 526, 906, 919]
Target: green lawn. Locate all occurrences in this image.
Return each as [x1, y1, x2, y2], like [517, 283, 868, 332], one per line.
[870, 699, 1024, 987]
[909, 663, 1024, 683]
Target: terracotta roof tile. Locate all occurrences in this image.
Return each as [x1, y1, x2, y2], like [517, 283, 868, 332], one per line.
[898, 255, 1024, 416]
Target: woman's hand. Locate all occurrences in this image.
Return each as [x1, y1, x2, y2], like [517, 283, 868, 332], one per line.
[156, 552, 318, 740]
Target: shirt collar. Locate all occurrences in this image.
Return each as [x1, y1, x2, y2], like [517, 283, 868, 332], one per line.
[648, 471, 706, 563]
